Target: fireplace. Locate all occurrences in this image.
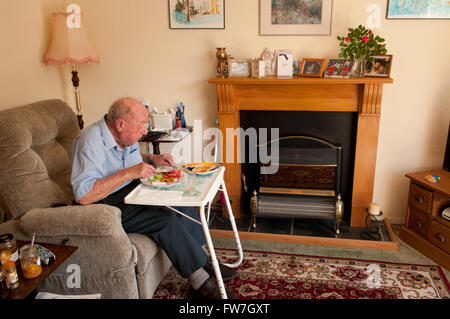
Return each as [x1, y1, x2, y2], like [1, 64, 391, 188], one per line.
[209, 77, 397, 250]
[249, 135, 345, 234]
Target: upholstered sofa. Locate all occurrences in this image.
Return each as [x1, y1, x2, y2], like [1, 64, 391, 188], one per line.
[0, 99, 171, 298]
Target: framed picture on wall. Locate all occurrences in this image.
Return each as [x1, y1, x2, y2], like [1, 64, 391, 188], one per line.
[169, 0, 225, 29]
[299, 58, 326, 77]
[363, 55, 393, 78]
[386, 0, 450, 19]
[260, 0, 333, 35]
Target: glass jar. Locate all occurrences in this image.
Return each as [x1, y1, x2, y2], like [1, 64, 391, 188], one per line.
[2, 261, 19, 289]
[0, 234, 18, 267]
[20, 245, 42, 279]
[0, 266, 9, 298]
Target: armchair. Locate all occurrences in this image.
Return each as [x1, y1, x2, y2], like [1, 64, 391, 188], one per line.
[0, 99, 171, 298]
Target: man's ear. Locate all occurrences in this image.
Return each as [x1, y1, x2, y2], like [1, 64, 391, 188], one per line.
[116, 118, 126, 132]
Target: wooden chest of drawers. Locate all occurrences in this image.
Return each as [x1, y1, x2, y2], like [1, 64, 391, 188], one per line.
[400, 169, 450, 271]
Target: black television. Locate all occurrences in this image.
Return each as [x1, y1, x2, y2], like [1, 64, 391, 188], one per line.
[444, 123, 450, 172]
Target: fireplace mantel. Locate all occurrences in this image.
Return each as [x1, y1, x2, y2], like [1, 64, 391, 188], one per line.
[209, 77, 393, 228]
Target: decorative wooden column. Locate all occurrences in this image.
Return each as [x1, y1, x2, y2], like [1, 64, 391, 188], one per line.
[209, 77, 393, 226]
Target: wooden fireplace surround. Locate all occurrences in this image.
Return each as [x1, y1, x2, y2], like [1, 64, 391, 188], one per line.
[209, 77, 396, 249]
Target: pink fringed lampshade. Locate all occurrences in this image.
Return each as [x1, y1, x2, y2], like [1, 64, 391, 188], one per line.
[44, 12, 99, 65]
[44, 12, 99, 130]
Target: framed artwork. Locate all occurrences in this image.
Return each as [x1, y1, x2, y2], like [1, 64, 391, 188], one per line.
[324, 59, 354, 78]
[363, 55, 393, 78]
[260, 0, 333, 35]
[387, 0, 450, 19]
[228, 58, 251, 78]
[169, 0, 225, 29]
[299, 58, 326, 77]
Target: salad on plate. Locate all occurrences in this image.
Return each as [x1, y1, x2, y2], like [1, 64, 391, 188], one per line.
[141, 166, 184, 187]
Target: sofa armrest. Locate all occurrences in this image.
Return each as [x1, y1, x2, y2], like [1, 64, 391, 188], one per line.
[20, 204, 123, 237]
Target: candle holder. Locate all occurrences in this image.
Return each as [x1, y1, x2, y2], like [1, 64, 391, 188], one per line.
[216, 48, 228, 78]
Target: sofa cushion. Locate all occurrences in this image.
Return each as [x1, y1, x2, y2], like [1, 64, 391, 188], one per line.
[0, 99, 80, 220]
[127, 233, 161, 275]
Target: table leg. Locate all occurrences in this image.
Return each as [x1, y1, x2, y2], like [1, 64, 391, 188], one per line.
[220, 181, 244, 268]
[199, 205, 228, 299]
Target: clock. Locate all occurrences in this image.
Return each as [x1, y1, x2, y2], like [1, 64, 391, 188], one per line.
[228, 58, 251, 78]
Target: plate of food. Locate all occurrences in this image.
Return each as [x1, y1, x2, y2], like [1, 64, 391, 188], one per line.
[181, 162, 220, 176]
[140, 166, 185, 187]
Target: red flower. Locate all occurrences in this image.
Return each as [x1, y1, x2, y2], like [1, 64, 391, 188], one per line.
[362, 35, 369, 43]
[345, 37, 350, 42]
[369, 30, 373, 34]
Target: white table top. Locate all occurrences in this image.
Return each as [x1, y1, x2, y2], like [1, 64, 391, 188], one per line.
[124, 166, 225, 207]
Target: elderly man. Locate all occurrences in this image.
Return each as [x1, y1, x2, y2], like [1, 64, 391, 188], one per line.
[71, 97, 236, 299]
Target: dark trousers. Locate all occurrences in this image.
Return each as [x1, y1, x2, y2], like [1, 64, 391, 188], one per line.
[97, 180, 209, 278]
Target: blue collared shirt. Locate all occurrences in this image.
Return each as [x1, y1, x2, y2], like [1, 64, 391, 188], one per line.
[71, 116, 143, 202]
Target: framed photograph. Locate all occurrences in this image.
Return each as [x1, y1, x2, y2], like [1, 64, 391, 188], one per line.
[299, 58, 326, 77]
[324, 59, 354, 78]
[387, 0, 450, 19]
[363, 55, 393, 78]
[293, 60, 302, 77]
[169, 0, 225, 29]
[260, 0, 333, 35]
[228, 58, 251, 78]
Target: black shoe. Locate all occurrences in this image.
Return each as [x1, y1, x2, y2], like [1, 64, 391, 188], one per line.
[197, 277, 237, 299]
[204, 261, 237, 282]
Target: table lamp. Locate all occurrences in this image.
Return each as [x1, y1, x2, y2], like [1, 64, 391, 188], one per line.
[44, 12, 99, 129]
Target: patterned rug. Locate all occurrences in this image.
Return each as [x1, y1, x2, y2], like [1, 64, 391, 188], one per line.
[153, 249, 450, 299]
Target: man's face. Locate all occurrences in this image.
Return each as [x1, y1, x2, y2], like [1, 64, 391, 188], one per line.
[116, 101, 149, 147]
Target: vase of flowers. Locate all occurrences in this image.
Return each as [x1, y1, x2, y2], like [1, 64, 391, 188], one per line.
[337, 25, 387, 77]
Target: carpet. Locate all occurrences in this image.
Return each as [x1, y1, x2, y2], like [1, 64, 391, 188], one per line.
[153, 248, 450, 299]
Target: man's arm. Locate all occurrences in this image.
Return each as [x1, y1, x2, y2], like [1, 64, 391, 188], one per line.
[78, 162, 155, 205]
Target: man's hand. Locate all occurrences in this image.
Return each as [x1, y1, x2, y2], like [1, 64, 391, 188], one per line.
[147, 154, 175, 167]
[129, 162, 157, 179]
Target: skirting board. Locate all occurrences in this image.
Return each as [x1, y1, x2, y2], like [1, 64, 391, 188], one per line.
[211, 218, 399, 251]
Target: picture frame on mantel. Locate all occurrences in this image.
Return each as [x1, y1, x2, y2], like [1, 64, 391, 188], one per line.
[169, 0, 225, 29]
[259, 0, 333, 35]
[363, 55, 393, 78]
[386, 0, 450, 19]
[299, 58, 326, 77]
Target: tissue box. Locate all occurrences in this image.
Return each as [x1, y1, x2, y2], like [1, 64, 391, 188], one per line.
[151, 113, 175, 132]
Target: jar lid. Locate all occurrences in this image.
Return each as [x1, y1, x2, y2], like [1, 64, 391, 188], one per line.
[0, 234, 13, 243]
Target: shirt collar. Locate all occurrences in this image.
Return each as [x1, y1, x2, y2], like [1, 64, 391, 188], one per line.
[100, 115, 119, 150]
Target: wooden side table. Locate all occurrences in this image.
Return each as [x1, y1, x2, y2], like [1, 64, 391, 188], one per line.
[6, 241, 78, 299]
[400, 169, 450, 271]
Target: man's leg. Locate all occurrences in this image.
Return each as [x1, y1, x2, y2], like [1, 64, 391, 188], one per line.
[120, 204, 209, 278]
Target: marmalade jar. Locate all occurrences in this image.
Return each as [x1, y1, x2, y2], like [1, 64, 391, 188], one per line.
[0, 234, 18, 268]
[20, 245, 42, 279]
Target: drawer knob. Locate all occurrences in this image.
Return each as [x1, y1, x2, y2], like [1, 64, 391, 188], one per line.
[414, 195, 424, 203]
[415, 220, 423, 228]
[436, 233, 446, 243]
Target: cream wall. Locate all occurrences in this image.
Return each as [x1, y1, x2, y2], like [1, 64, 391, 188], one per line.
[1, 0, 449, 224]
